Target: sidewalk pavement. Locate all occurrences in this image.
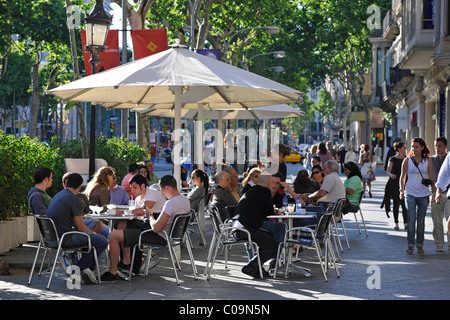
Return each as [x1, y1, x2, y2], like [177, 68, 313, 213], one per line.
[1, 167, 450, 302]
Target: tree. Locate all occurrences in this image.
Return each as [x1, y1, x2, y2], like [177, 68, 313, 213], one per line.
[280, 0, 391, 144]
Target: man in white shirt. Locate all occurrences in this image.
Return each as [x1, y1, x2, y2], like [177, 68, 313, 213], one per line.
[301, 160, 346, 204]
[102, 174, 166, 281]
[435, 151, 450, 235]
[430, 137, 449, 251]
[102, 175, 190, 282]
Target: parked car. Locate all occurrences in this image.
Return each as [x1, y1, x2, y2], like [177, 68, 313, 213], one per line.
[284, 150, 302, 163]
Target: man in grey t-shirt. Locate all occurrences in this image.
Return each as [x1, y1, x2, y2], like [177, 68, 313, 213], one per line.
[301, 160, 346, 204]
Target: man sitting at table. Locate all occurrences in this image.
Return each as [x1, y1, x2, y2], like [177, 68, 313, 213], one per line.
[300, 160, 345, 205]
[234, 172, 282, 278]
[47, 173, 108, 285]
[211, 170, 238, 222]
[114, 174, 166, 274]
[27, 167, 53, 216]
[101, 175, 189, 282]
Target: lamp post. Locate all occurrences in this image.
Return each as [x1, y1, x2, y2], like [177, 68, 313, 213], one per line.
[241, 50, 285, 70]
[223, 26, 280, 64]
[84, 0, 112, 180]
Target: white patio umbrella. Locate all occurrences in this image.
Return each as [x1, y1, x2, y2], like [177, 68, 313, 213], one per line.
[137, 104, 305, 120]
[47, 45, 303, 187]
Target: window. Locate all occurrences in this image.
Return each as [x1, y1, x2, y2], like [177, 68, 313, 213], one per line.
[423, 0, 435, 29]
[384, 48, 391, 85]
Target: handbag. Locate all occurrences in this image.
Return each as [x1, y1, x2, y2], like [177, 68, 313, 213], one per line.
[361, 162, 376, 181]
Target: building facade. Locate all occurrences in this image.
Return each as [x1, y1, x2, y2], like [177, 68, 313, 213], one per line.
[370, 0, 450, 150]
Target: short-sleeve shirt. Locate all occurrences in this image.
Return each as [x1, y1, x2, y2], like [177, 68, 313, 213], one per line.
[158, 195, 190, 240]
[344, 175, 363, 206]
[135, 188, 166, 213]
[319, 172, 346, 203]
[47, 189, 84, 236]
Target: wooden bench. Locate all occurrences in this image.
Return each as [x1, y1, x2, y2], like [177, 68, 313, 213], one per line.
[64, 158, 108, 186]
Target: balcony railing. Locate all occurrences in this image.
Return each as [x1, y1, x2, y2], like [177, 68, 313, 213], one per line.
[383, 10, 400, 41]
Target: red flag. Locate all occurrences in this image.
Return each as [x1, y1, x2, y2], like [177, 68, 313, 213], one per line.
[131, 29, 168, 60]
[81, 29, 120, 76]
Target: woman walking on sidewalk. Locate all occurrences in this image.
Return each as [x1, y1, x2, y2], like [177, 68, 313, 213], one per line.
[400, 137, 435, 254]
[383, 141, 408, 230]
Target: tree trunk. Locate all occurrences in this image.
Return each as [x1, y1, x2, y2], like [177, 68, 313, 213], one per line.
[28, 62, 40, 139]
[65, 0, 88, 157]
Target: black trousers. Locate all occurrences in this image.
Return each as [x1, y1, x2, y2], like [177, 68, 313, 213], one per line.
[237, 227, 279, 268]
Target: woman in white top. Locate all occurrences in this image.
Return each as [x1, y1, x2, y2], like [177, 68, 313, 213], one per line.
[400, 137, 435, 254]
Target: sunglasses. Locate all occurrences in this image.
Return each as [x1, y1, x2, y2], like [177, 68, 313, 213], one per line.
[250, 175, 260, 178]
[312, 171, 320, 175]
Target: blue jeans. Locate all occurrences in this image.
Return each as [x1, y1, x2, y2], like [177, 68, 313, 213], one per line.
[66, 232, 108, 271]
[405, 195, 429, 248]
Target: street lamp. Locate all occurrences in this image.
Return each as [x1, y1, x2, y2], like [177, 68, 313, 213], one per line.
[84, 0, 112, 180]
[224, 26, 280, 64]
[242, 50, 285, 70]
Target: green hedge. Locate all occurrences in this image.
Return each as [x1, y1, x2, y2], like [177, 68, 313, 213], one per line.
[0, 131, 148, 221]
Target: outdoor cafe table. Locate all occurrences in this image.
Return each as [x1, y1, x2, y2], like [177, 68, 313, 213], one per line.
[267, 213, 317, 278]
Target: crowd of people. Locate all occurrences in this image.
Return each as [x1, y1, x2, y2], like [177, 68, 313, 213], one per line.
[26, 135, 450, 284]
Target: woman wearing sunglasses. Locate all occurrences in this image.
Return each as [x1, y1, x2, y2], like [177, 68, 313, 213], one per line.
[242, 167, 261, 194]
[310, 165, 324, 185]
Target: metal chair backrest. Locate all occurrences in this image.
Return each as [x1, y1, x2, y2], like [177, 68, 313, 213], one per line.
[315, 212, 333, 238]
[208, 205, 222, 237]
[330, 198, 346, 219]
[357, 191, 364, 205]
[168, 213, 191, 243]
[35, 215, 60, 248]
[225, 206, 236, 221]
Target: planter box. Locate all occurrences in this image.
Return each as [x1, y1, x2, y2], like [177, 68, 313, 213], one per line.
[0, 221, 12, 254]
[9, 219, 19, 249]
[27, 215, 41, 242]
[16, 216, 28, 245]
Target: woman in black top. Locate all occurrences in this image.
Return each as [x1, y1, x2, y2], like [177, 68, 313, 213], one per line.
[293, 170, 320, 194]
[382, 141, 408, 230]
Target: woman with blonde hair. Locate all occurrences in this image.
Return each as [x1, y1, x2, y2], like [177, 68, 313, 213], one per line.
[242, 167, 261, 194]
[84, 166, 116, 210]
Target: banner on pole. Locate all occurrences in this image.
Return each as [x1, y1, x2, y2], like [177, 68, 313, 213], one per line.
[131, 29, 168, 60]
[81, 29, 120, 76]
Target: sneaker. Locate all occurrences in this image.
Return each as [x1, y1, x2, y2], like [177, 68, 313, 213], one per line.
[58, 254, 72, 276]
[81, 268, 98, 284]
[242, 265, 267, 278]
[118, 261, 140, 274]
[100, 271, 120, 282]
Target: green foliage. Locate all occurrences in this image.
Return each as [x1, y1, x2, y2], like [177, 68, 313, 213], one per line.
[49, 135, 149, 182]
[0, 131, 56, 220]
[0, 131, 148, 220]
[92, 136, 149, 181]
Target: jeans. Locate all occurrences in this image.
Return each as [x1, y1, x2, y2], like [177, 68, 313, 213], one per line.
[66, 232, 108, 271]
[405, 195, 429, 248]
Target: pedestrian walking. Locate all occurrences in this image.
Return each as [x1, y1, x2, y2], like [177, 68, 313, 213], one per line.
[430, 137, 449, 252]
[382, 141, 408, 230]
[359, 144, 375, 198]
[400, 137, 435, 254]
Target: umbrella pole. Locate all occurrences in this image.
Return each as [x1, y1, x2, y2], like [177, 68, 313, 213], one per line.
[172, 86, 182, 190]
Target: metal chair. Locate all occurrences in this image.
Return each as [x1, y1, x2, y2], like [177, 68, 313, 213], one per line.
[204, 206, 263, 280]
[189, 198, 207, 248]
[346, 192, 369, 236]
[129, 213, 197, 285]
[330, 198, 351, 251]
[273, 212, 340, 282]
[28, 215, 101, 289]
